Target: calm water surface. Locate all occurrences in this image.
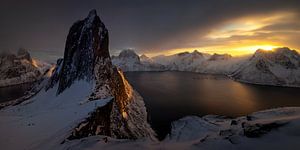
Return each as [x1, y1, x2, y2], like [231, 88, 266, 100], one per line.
[0, 83, 32, 103]
[125, 71, 300, 139]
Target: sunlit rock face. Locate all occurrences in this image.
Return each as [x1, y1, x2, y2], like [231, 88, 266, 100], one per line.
[231, 47, 300, 87]
[47, 10, 155, 140]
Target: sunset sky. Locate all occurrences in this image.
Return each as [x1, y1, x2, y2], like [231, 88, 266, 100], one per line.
[0, 0, 300, 62]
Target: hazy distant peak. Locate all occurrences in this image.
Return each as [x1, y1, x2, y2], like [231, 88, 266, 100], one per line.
[119, 49, 139, 58]
[208, 53, 232, 61]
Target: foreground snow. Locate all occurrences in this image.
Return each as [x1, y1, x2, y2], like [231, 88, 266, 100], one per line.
[41, 107, 300, 150]
[0, 81, 112, 150]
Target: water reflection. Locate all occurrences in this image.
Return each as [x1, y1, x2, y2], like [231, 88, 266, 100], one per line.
[125, 71, 300, 139]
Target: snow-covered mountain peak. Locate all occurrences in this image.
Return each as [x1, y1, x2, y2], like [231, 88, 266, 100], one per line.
[118, 49, 140, 59]
[251, 47, 300, 69]
[231, 47, 300, 87]
[140, 54, 152, 62]
[50, 9, 110, 94]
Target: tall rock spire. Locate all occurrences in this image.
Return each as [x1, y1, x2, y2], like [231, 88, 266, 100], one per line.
[55, 9, 110, 93]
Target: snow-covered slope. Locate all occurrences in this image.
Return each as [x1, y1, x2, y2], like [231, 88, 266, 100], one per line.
[36, 107, 300, 150]
[0, 48, 51, 87]
[0, 10, 154, 150]
[231, 47, 300, 87]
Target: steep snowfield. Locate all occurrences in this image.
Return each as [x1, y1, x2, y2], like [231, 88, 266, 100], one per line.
[36, 107, 300, 150]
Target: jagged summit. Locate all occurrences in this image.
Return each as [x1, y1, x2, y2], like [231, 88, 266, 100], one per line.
[45, 9, 155, 140]
[48, 10, 110, 93]
[88, 9, 97, 19]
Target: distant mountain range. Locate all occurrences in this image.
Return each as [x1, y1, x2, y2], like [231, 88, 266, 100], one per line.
[112, 48, 300, 87]
[0, 48, 51, 87]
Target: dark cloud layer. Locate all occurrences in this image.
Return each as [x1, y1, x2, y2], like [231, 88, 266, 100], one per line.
[0, 0, 300, 61]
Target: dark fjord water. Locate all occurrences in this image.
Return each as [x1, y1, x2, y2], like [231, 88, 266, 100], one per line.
[0, 83, 32, 103]
[124, 71, 300, 139]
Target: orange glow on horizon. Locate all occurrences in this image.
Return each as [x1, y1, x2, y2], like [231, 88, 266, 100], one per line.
[143, 44, 287, 58]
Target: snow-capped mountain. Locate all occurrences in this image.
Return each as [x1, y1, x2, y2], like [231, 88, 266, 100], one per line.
[0, 10, 154, 150]
[113, 49, 246, 74]
[112, 49, 165, 71]
[231, 47, 300, 87]
[140, 54, 153, 63]
[0, 48, 51, 87]
[154, 50, 206, 71]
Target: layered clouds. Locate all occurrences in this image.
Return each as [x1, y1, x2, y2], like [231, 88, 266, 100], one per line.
[0, 0, 300, 61]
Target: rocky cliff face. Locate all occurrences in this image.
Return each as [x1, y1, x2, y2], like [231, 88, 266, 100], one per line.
[46, 10, 155, 140]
